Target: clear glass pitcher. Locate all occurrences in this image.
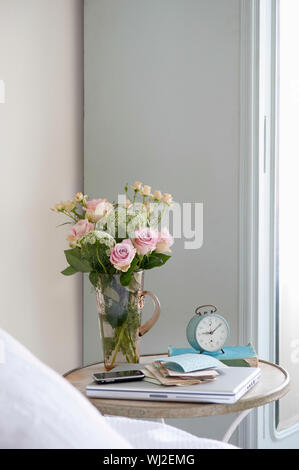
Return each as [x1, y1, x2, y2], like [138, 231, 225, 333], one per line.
[96, 271, 160, 370]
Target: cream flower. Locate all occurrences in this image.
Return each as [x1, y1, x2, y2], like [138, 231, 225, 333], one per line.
[124, 199, 132, 208]
[140, 185, 152, 196]
[155, 228, 174, 253]
[151, 190, 163, 201]
[131, 181, 142, 191]
[74, 192, 87, 203]
[51, 202, 64, 212]
[162, 193, 173, 206]
[63, 200, 76, 212]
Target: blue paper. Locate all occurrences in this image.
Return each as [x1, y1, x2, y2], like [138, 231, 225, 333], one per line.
[155, 353, 223, 373]
[168, 344, 256, 361]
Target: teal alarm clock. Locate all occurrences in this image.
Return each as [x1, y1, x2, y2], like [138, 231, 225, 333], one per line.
[186, 305, 230, 353]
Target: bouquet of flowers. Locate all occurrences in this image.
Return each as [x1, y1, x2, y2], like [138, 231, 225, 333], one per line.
[52, 182, 174, 369]
[52, 181, 174, 286]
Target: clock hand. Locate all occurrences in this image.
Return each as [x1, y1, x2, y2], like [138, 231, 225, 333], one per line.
[211, 324, 221, 335]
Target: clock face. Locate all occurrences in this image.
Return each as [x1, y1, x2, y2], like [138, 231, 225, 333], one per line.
[195, 314, 229, 352]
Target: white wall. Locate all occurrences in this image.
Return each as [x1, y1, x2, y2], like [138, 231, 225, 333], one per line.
[84, 0, 240, 443]
[0, 0, 83, 374]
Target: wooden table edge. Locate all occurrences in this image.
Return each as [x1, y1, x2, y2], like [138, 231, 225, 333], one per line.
[64, 358, 290, 419]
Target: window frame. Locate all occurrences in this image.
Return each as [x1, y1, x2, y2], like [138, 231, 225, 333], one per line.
[240, 0, 299, 447]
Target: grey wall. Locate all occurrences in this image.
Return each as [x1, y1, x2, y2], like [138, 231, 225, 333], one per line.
[84, 0, 240, 443]
[0, 0, 84, 374]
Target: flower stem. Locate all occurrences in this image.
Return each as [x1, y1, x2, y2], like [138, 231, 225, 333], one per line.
[123, 329, 138, 363]
[61, 210, 78, 223]
[157, 203, 167, 226]
[110, 322, 126, 368]
[96, 245, 108, 274]
[72, 208, 84, 220]
[127, 332, 138, 362]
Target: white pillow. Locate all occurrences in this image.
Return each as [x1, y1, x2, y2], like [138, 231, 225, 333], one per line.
[0, 328, 131, 449]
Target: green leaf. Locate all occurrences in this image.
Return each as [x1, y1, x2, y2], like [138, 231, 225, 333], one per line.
[89, 271, 99, 288]
[56, 222, 72, 227]
[120, 271, 133, 286]
[64, 248, 92, 273]
[143, 259, 161, 270]
[128, 255, 139, 272]
[155, 253, 171, 263]
[61, 265, 77, 276]
[119, 255, 139, 286]
[143, 252, 171, 270]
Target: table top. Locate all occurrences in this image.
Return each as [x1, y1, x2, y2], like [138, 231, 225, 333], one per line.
[64, 355, 290, 419]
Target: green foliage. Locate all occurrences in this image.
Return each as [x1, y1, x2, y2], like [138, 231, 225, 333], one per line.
[89, 271, 100, 288]
[119, 255, 139, 286]
[62, 244, 171, 279]
[61, 265, 77, 276]
[80, 242, 99, 271]
[142, 252, 171, 270]
[81, 238, 115, 275]
[64, 248, 92, 273]
[102, 336, 117, 358]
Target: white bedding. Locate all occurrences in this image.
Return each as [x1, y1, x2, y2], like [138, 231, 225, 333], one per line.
[106, 417, 237, 449]
[0, 328, 236, 449]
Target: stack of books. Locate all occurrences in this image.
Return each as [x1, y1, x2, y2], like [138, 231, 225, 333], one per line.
[168, 343, 258, 368]
[144, 353, 222, 386]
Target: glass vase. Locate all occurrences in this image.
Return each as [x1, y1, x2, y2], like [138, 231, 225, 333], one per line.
[96, 271, 160, 370]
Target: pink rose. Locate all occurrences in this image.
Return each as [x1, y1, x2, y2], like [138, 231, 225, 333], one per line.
[110, 239, 136, 272]
[155, 228, 174, 253]
[85, 198, 113, 223]
[133, 227, 159, 255]
[67, 219, 94, 245]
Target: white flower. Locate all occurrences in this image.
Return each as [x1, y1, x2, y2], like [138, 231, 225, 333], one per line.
[127, 212, 148, 238]
[79, 230, 116, 248]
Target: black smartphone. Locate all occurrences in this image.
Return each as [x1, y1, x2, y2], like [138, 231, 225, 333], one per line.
[92, 369, 145, 384]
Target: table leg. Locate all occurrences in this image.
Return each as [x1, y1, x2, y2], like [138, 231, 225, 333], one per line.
[222, 409, 251, 443]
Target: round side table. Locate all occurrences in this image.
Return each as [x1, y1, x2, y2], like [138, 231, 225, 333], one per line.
[64, 355, 290, 443]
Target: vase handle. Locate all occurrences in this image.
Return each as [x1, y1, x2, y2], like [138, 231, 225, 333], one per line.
[138, 290, 160, 337]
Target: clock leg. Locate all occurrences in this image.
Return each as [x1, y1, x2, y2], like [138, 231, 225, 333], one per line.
[222, 409, 251, 443]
